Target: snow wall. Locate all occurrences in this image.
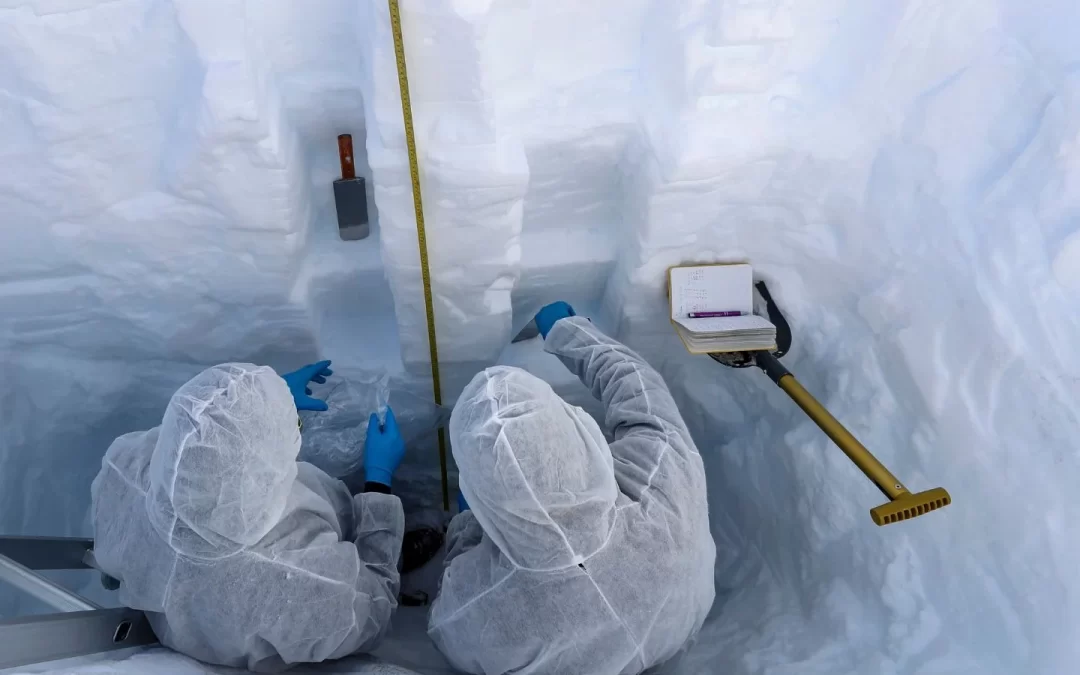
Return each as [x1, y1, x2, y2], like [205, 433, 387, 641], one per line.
[1, 1, 1078, 674]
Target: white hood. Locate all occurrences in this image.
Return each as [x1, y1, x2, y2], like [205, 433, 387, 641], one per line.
[145, 363, 300, 559]
[450, 366, 618, 571]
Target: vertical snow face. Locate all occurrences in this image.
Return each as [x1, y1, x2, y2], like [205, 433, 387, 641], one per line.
[0, 0, 371, 565]
[0, 1, 1078, 674]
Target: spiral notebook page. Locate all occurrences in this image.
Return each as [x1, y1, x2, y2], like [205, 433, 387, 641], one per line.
[670, 264, 754, 327]
[669, 263, 776, 353]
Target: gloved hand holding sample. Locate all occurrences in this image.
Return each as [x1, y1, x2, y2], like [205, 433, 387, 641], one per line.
[364, 407, 406, 488]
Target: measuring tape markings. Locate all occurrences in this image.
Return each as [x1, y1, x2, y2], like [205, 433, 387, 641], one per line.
[388, 0, 450, 511]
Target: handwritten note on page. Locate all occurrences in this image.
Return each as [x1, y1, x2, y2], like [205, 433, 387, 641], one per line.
[670, 264, 754, 321]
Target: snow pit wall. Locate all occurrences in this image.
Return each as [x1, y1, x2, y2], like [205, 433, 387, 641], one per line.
[0, 1, 1078, 674]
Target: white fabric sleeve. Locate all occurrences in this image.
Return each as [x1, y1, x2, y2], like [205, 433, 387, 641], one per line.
[322, 492, 405, 659]
[295, 462, 357, 536]
[444, 511, 484, 567]
[544, 316, 705, 510]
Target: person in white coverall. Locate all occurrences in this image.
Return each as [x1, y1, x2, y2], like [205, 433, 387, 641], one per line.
[91, 362, 411, 672]
[429, 302, 717, 675]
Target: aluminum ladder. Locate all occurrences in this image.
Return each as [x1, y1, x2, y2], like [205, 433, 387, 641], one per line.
[0, 536, 156, 669]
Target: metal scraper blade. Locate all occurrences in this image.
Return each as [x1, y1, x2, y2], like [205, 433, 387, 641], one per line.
[511, 320, 540, 342]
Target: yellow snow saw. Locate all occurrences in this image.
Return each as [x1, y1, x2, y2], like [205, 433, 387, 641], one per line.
[701, 279, 951, 526]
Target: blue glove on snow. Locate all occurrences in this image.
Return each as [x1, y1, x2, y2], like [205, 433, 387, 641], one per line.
[365, 407, 406, 487]
[535, 301, 576, 339]
[281, 360, 333, 412]
[457, 490, 470, 513]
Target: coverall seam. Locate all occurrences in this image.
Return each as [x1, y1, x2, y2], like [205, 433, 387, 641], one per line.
[430, 566, 519, 628]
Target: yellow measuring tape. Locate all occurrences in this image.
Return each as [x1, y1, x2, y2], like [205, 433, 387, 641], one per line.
[388, 0, 450, 511]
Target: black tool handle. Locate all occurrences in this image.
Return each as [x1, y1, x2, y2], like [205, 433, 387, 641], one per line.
[755, 350, 791, 384]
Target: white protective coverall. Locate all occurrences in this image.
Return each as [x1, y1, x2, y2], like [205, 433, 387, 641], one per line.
[429, 317, 716, 675]
[91, 363, 403, 672]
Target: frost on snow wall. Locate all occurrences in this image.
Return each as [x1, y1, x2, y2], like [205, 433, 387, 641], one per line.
[1, 1, 1078, 674]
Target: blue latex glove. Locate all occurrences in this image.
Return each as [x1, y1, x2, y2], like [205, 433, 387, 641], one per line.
[457, 490, 470, 513]
[281, 360, 333, 412]
[365, 407, 406, 487]
[535, 301, 576, 339]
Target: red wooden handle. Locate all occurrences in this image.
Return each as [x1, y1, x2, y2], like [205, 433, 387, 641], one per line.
[338, 134, 356, 180]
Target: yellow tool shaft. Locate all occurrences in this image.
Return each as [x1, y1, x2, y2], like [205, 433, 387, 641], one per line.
[389, 0, 450, 511]
[776, 374, 908, 500]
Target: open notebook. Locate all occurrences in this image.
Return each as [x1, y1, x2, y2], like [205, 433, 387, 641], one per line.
[669, 263, 777, 353]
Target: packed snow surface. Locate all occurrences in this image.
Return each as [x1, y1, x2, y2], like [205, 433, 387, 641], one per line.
[2, 0, 1079, 674]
